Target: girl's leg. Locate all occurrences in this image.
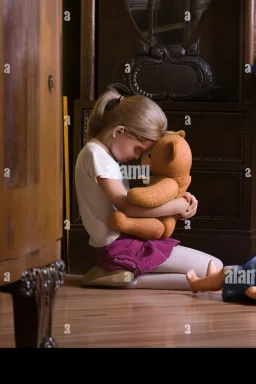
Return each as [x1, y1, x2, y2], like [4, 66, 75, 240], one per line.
[82, 246, 223, 290]
[151, 245, 223, 277]
[124, 246, 224, 290]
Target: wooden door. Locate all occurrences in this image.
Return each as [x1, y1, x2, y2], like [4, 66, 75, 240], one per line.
[0, 0, 5, 265]
[1, 0, 62, 283]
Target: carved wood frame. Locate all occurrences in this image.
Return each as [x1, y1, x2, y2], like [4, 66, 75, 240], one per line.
[80, 0, 256, 102]
[80, 0, 96, 99]
[241, 0, 256, 102]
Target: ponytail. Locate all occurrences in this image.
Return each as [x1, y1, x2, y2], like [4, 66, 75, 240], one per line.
[86, 88, 122, 142]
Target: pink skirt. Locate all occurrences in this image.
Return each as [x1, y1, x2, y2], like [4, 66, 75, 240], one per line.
[93, 234, 180, 277]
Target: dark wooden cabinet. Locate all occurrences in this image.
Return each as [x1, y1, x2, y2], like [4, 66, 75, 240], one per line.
[69, 0, 256, 273]
[0, 0, 64, 348]
[97, 0, 241, 102]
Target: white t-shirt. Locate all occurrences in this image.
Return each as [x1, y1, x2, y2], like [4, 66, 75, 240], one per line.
[75, 138, 130, 247]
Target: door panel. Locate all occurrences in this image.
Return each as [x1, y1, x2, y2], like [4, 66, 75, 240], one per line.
[164, 111, 245, 165]
[3, 0, 38, 259]
[0, 0, 6, 261]
[1, 0, 62, 262]
[38, 0, 63, 246]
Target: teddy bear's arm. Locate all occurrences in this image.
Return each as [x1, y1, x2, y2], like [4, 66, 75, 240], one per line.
[158, 216, 177, 238]
[174, 175, 192, 197]
[128, 177, 179, 208]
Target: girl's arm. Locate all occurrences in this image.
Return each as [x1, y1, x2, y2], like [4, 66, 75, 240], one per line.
[97, 177, 189, 218]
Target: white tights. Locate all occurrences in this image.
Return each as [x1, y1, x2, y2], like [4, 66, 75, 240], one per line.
[124, 245, 223, 290]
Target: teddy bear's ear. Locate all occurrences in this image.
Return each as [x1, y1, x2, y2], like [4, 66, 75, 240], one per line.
[177, 130, 186, 138]
[167, 142, 175, 162]
[165, 130, 176, 135]
[165, 130, 186, 138]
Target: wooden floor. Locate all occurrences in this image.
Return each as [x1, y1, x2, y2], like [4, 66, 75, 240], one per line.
[1, 274, 256, 348]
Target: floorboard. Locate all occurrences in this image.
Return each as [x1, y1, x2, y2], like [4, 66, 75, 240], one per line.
[1, 274, 256, 348]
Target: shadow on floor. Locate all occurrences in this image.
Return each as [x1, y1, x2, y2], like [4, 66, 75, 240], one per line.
[63, 274, 226, 301]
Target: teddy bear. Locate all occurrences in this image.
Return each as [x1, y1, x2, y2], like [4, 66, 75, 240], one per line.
[107, 130, 192, 240]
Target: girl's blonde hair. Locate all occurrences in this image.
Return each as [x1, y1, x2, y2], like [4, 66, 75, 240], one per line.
[86, 87, 167, 143]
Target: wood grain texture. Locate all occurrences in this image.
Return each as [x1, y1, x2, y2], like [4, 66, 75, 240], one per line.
[0, 240, 61, 287]
[0, 0, 5, 263]
[243, 0, 255, 64]
[38, 0, 63, 247]
[1, 275, 256, 348]
[0, 0, 63, 283]
[3, 0, 33, 190]
[242, 0, 256, 101]
[80, 0, 95, 99]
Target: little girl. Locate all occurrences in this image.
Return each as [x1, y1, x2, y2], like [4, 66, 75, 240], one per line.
[75, 87, 223, 289]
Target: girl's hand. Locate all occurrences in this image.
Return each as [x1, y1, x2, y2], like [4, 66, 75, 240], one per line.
[182, 192, 192, 204]
[180, 194, 198, 220]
